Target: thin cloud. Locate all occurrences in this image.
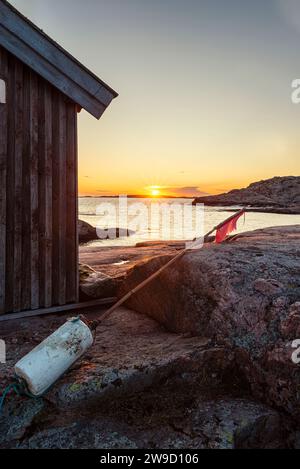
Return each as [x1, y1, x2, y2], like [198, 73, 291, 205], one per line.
[96, 190, 113, 193]
[165, 186, 210, 197]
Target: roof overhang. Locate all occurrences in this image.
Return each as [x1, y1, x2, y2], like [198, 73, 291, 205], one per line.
[0, 0, 118, 119]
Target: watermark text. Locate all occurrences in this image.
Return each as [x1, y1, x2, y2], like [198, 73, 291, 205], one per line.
[0, 339, 6, 364]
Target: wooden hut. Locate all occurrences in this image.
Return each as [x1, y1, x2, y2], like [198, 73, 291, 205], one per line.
[0, 0, 117, 316]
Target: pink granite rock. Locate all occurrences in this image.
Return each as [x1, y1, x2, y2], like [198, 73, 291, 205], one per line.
[120, 226, 300, 417]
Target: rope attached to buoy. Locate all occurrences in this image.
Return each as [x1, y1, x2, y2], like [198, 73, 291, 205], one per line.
[0, 377, 39, 415]
[0, 382, 22, 415]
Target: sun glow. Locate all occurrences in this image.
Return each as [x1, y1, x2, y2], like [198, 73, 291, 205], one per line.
[147, 185, 161, 197]
[151, 189, 160, 197]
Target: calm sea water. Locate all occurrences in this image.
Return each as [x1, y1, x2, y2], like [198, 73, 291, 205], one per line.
[79, 197, 300, 247]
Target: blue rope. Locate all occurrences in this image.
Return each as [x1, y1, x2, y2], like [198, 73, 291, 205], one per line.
[0, 382, 22, 415]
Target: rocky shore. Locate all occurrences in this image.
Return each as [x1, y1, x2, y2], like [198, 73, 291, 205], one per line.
[193, 176, 300, 214]
[0, 226, 299, 448]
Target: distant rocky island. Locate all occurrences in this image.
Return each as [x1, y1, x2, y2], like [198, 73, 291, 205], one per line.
[79, 195, 191, 199]
[193, 176, 300, 214]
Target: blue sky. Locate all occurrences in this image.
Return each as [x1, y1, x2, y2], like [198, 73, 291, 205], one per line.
[9, 0, 300, 195]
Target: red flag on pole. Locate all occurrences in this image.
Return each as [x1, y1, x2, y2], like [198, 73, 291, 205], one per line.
[215, 209, 245, 244]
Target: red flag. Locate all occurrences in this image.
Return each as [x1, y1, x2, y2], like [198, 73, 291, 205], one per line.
[215, 210, 245, 244]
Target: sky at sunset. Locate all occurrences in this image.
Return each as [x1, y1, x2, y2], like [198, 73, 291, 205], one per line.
[10, 0, 300, 196]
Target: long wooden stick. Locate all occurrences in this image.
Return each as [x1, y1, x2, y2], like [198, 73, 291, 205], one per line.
[92, 208, 246, 328]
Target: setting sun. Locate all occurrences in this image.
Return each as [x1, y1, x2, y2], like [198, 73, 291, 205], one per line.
[151, 189, 160, 197]
[147, 185, 161, 197]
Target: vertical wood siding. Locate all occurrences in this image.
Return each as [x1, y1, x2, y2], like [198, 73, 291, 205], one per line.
[0, 47, 8, 314]
[0, 46, 78, 314]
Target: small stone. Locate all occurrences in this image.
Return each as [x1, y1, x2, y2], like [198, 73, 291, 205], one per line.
[253, 278, 284, 295]
[280, 303, 300, 339]
[79, 263, 118, 299]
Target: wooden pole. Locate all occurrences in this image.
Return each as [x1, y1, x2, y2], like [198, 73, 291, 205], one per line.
[91, 208, 246, 328]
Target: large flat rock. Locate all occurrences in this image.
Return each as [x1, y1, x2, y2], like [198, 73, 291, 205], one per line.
[14, 398, 288, 449]
[79, 242, 184, 278]
[45, 308, 220, 408]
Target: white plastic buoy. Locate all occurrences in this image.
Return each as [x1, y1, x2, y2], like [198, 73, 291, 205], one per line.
[14, 317, 94, 397]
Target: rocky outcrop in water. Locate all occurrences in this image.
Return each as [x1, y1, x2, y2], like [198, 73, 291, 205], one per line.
[78, 219, 135, 244]
[193, 176, 300, 213]
[78, 220, 98, 243]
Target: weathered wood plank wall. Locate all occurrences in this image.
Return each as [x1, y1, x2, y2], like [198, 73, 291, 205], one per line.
[0, 45, 8, 314]
[0, 45, 78, 314]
